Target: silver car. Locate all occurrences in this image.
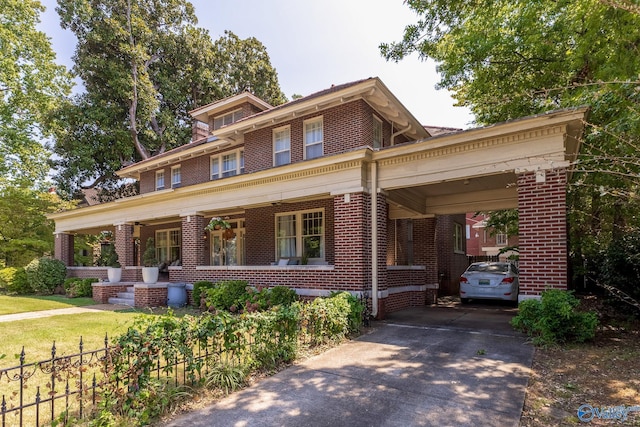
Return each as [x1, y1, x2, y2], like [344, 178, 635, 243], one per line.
[459, 262, 519, 303]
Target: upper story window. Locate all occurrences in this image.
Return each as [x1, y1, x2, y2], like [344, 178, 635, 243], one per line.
[155, 170, 165, 190]
[275, 209, 324, 261]
[454, 223, 464, 254]
[496, 233, 508, 246]
[373, 115, 383, 148]
[211, 149, 244, 180]
[273, 126, 291, 166]
[171, 166, 181, 188]
[213, 109, 243, 130]
[304, 117, 323, 160]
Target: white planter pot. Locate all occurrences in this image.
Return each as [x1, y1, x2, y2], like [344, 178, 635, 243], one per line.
[142, 266, 159, 284]
[107, 267, 122, 283]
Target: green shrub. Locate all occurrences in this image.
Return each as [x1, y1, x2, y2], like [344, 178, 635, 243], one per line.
[204, 280, 250, 311]
[511, 289, 598, 346]
[64, 277, 97, 298]
[269, 286, 298, 307]
[330, 291, 364, 332]
[1, 267, 32, 294]
[192, 280, 215, 308]
[25, 257, 67, 295]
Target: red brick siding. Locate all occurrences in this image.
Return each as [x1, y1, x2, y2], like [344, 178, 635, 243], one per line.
[518, 169, 568, 296]
[92, 283, 129, 304]
[182, 215, 206, 269]
[436, 214, 468, 296]
[134, 286, 168, 307]
[415, 218, 438, 284]
[54, 233, 74, 266]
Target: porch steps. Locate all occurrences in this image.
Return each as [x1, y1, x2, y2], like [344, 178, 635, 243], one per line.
[108, 286, 135, 306]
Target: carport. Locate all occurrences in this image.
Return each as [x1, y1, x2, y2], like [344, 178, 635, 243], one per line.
[374, 107, 587, 310]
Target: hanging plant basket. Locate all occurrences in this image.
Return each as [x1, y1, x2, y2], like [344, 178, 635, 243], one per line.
[205, 217, 231, 231]
[222, 228, 236, 240]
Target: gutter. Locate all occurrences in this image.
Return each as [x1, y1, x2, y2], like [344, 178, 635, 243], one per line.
[371, 161, 378, 318]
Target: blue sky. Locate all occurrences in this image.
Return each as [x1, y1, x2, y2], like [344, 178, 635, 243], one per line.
[38, 0, 474, 129]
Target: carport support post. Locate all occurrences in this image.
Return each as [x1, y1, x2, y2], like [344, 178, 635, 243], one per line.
[517, 168, 568, 299]
[54, 232, 74, 266]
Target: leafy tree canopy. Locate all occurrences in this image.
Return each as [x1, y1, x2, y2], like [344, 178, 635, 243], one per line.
[381, 0, 640, 264]
[50, 0, 286, 198]
[0, 0, 71, 188]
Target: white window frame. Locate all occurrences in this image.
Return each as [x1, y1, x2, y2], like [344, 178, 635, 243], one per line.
[496, 233, 508, 246]
[155, 170, 165, 190]
[213, 108, 243, 130]
[171, 165, 181, 188]
[155, 228, 181, 265]
[273, 125, 291, 166]
[211, 149, 244, 180]
[372, 115, 383, 148]
[275, 208, 324, 261]
[303, 116, 323, 160]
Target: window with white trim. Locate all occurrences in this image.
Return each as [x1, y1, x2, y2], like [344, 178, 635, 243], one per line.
[496, 233, 508, 246]
[454, 223, 464, 253]
[304, 117, 323, 160]
[273, 126, 291, 166]
[275, 209, 324, 261]
[213, 109, 243, 130]
[155, 228, 181, 265]
[373, 115, 383, 148]
[171, 166, 181, 188]
[211, 149, 244, 180]
[155, 170, 165, 190]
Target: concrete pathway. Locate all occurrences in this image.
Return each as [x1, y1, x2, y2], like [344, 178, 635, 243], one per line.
[163, 304, 533, 427]
[0, 304, 131, 322]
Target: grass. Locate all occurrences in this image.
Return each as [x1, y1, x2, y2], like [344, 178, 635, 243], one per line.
[0, 294, 96, 315]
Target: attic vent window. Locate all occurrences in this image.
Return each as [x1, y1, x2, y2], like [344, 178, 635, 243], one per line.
[213, 109, 243, 130]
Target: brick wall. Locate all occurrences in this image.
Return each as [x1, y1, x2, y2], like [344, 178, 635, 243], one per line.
[54, 233, 74, 266]
[518, 169, 568, 297]
[134, 285, 168, 307]
[92, 283, 129, 304]
[436, 214, 468, 296]
[182, 214, 206, 269]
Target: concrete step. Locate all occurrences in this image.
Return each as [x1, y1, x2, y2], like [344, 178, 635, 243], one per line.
[117, 289, 135, 298]
[108, 297, 135, 306]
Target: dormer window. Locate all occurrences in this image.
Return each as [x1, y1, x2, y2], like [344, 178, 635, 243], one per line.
[213, 109, 243, 130]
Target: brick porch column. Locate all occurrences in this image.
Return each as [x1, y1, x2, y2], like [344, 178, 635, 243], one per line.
[414, 217, 438, 303]
[333, 192, 369, 288]
[517, 168, 568, 299]
[181, 213, 206, 281]
[54, 232, 74, 266]
[114, 222, 134, 267]
[375, 193, 388, 317]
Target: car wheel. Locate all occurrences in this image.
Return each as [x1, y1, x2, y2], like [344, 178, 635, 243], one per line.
[460, 298, 469, 304]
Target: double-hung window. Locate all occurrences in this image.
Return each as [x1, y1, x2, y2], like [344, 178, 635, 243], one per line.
[211, 149, 244, 180]
[155, 170, 165, 190]
[156, 228, 181, 264]
[275, 209, 324, 261]
[273, 126, 291, 166]
[171, 166, 181, 188]
[304, 117, 323, 160]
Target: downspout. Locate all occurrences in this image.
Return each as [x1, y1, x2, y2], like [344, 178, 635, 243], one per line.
[390, 124, 412, 146]
[371, 161, 379, 318]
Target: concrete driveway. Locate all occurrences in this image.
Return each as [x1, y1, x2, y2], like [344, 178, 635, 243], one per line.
[163, 303, 533, 427]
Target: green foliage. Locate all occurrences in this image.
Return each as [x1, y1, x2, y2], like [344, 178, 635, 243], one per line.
[511, 289, 599, 346]
[24, 257, 67, 295]
[268, 286, 299, 308]
[51, 0, 285, 197]
[192, 280, 215, 308]
[1, 267, 31, 294]
[204, 280, 250, 312]
[329, 291, 365, 333]
[295, 292, 362, 345]
[142, 238, 157, 267]
[595, 229, 640, 302]
[0, 0, 71, 188]
[205, 362, 248, 394]
[64, 277, 97, 298]
[96, 244, 120, 267]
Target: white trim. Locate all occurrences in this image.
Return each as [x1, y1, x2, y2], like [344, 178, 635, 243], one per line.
[155, 170, 165, 190]
[275, 208, 325, 261]
[387, 265, 426, 271]
[195, 265, 334, 271]
[213, 108, 243, 130]
[387, 285, 428, 294]
[171, 165, 181, 187]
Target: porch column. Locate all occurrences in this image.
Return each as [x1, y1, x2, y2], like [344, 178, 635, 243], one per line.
[181, 213, 206, 279]
[114, 222, 134, 267]
[54, 232, 74, 266]
[517, 168, 568, 299]
[414, 217, 439, 302]
[375, 193, 388, 317]
[333, 192, 369, 287]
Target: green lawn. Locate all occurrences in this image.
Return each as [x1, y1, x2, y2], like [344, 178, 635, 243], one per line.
[0, 294, 96, 315]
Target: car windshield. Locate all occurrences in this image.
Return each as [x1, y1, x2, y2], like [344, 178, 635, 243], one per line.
[467, 263, 510, 273]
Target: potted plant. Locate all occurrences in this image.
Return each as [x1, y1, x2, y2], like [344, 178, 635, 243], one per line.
[98, 244, 121, 283]
[142, 237, 159, 284]
[206, 217, 231, 231]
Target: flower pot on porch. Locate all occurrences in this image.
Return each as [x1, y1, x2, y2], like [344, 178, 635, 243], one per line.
[142, 266, 159, 284]
[107, 267, 122, 283]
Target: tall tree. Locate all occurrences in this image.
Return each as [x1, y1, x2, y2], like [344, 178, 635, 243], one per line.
[381, 0, 640, 281]
[51, 0, 286, 197]
[0, 0, 71, 187]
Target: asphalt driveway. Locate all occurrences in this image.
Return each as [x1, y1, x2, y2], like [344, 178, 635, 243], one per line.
[163, 303, 533, 427]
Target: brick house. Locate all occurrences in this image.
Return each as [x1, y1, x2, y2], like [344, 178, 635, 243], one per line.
[466, 212, 520, 260]
[50, 77, 587, 318]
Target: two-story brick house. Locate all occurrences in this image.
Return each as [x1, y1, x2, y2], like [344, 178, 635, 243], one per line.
[50, 77, 587, 318]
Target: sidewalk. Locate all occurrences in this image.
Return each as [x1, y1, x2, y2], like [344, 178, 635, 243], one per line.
[0, 304, 130, 323]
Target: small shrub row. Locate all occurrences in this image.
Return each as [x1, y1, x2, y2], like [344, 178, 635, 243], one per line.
[63, 277, 98, 298]
[0, 267, 30, 294]
[511, 289, 598, 346]
[203, 280, 298, 313]
[25, 257, 67, 295]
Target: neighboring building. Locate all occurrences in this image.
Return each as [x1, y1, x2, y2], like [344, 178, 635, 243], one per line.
[466, 213, 519, 260]
[49, 77, 587, 318]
